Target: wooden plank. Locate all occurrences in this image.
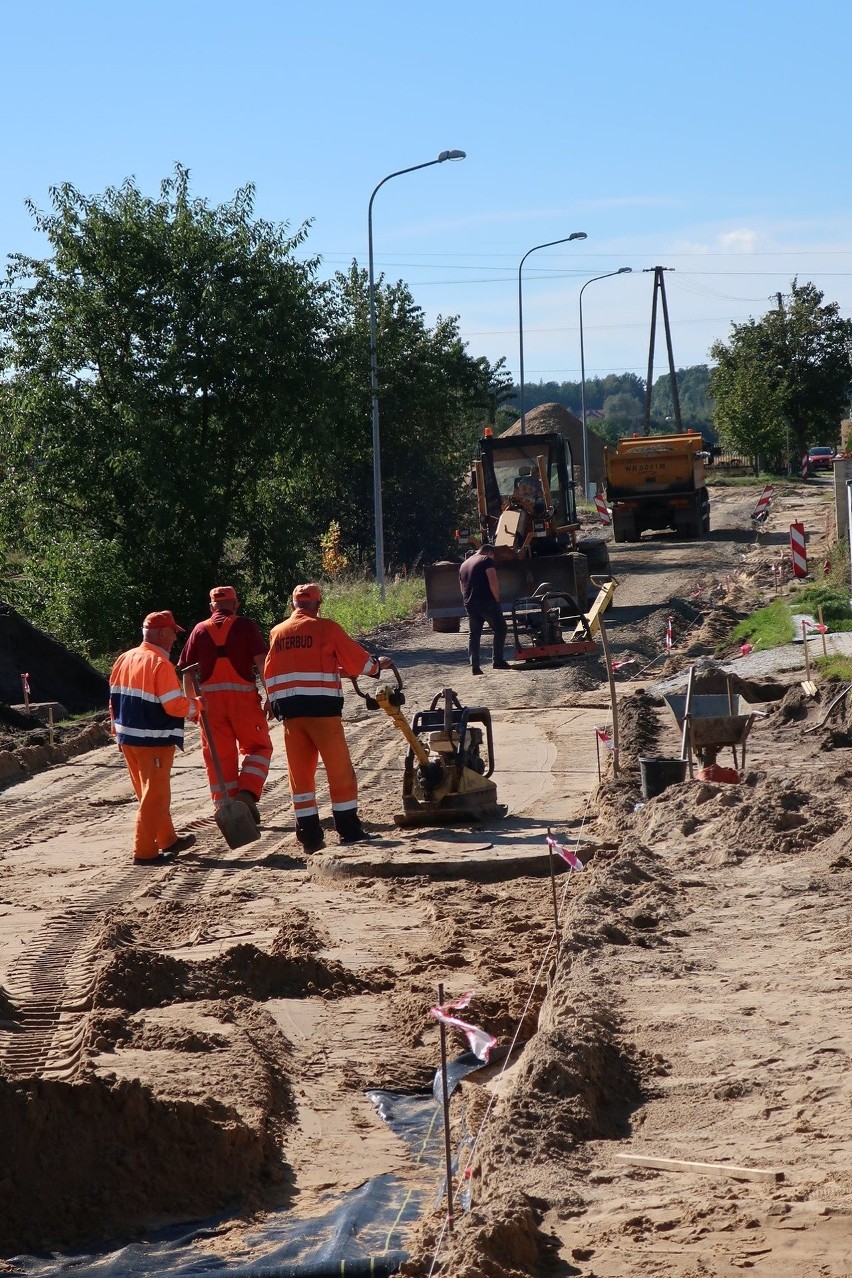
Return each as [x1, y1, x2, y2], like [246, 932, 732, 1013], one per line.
[614, 1153, 785, 1183]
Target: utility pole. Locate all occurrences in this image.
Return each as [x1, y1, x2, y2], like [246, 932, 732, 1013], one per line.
[775, 291, 792, 475]
[642, 267, 682, 436]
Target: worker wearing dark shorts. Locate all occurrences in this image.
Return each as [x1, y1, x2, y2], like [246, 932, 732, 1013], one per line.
[458, 543, 509, 674]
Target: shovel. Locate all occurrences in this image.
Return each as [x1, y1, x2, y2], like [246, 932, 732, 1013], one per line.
[183, 665, 261, 850]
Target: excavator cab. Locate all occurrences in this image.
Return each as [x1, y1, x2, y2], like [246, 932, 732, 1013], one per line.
[476, 432, 578, 554]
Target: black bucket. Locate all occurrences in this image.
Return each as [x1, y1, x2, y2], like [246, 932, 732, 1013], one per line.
[639, 756, 688, 799]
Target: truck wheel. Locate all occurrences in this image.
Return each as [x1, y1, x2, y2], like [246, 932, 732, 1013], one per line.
[432, 617, 461, 633]
[577, 537, 612, 576]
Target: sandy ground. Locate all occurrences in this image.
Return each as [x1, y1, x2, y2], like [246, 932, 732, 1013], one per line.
[2, 476, 851, 1276]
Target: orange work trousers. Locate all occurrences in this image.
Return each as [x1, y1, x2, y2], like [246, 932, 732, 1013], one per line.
[200, 692, 273, 806]
[122, 744, 177, 860]
[283, 716, 358, 822]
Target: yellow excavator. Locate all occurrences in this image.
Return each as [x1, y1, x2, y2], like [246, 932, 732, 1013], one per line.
[424, 428, 612, 633]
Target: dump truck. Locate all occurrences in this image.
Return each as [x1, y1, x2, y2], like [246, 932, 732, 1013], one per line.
[603, 431, 711, 542]
[424, 429, 611, 630]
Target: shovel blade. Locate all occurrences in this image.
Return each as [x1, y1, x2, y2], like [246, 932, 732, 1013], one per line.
[215, 798, 260, 849]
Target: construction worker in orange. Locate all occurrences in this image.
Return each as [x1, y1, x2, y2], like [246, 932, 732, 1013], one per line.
[109, 611, 203, 865]
[264, 583, 394, 853]
[178, 586, 273, 825]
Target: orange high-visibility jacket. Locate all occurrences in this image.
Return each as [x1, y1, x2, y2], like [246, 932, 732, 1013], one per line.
[265, 610, 378, 720]
[109, 642, 200, 749]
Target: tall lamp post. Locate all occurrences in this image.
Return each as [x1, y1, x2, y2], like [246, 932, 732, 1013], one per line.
[518, 232, 587, 435]
[368, 149, 466, 599]
[579, 268, 632, 497]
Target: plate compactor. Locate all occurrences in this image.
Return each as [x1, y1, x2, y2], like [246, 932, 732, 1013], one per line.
[511, 586, 598, 665]
[352, 666, 505, 828]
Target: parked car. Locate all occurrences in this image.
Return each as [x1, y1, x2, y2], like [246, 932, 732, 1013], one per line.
[807, 446, 836, 470]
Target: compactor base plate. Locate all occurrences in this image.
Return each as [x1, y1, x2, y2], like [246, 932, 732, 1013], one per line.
[393, 800, 507, 829]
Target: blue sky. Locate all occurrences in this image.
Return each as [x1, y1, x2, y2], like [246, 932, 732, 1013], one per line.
[3, 0, 851, 384]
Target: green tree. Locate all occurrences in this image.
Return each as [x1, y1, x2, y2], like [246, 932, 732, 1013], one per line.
[509, 372, 645, 417]
[308, 264, 511, 568]
[0, 167, 327, 651]
[601, 391, 644, 437]
[709, 281, 852, 465]
[650, 364, 715, 436]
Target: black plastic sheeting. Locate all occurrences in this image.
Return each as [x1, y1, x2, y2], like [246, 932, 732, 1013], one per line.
[8, 1091, 446, 1277]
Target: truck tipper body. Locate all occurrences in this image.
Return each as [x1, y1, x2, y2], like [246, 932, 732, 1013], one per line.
[604, 432, 711, 542]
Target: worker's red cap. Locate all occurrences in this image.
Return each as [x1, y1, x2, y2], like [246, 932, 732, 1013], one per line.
[210, 585, 238, 604]
[142, 610, 185, 633]
[292, 582, 323, 607]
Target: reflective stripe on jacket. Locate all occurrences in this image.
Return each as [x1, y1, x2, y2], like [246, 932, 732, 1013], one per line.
[265, 610, 378, 719]
[109, 642, 198, 749]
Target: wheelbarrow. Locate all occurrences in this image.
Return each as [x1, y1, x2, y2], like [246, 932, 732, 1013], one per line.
[664, 679, 758, 774]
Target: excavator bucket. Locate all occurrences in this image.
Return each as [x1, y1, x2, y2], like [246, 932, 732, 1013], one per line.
[425, 552, 592, 626]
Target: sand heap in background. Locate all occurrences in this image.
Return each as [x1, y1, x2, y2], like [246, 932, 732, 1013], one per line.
[500, 402, 607, 487]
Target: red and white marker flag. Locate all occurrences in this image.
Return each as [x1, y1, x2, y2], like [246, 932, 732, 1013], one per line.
[430, 992, 497, 1062]
[804, 619, 828, 633]
[594, 494, 612, 526]
[21, 673, 31, 695]
[595, 725, 614, 749]
[665, 616, 674, 650]
[546, 834, 584, 873]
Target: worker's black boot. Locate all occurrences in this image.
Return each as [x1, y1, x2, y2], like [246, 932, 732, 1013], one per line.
[295, 815, 325, 854]
[335, 809, 373, 844]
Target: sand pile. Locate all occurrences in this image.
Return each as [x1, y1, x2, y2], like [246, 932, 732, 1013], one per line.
[0, 602, 108, 714]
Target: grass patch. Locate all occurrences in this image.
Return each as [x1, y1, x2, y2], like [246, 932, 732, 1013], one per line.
[320, 575, 425, 638]
[729, 581, 852, 654]
[730, 599, 794, 650]
[815, 654, 852, 682]
[788, 583, 852, 631]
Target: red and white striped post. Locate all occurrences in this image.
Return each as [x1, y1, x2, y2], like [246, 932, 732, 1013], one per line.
[752, 484, 774, 521]
[665, 616, 673, 651]
[789, 522, 808, 578]
[594, 494, 611, 526]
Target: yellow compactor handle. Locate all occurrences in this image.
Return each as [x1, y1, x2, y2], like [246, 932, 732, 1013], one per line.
[349, 664, 430, 766]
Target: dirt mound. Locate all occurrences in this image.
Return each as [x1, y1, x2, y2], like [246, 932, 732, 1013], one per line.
[614, 689, 662, 769]
[93, 939, 385, 1013]
[499, 402, 607, 483]
[0, 716, 111, 783]
[0, 601, 108, 714]
[0, 998, 295, 1252]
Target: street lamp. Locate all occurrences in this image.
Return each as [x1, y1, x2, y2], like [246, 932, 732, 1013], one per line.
[518, 232, 587, 435]
[368, 149, 466, 600]
[579, 268, 632, 497]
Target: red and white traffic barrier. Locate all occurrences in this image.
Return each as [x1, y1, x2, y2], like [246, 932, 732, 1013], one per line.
[594, 494, 612, 526]
[751, 484, 774, 522]
[789, 522, 808, 578]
